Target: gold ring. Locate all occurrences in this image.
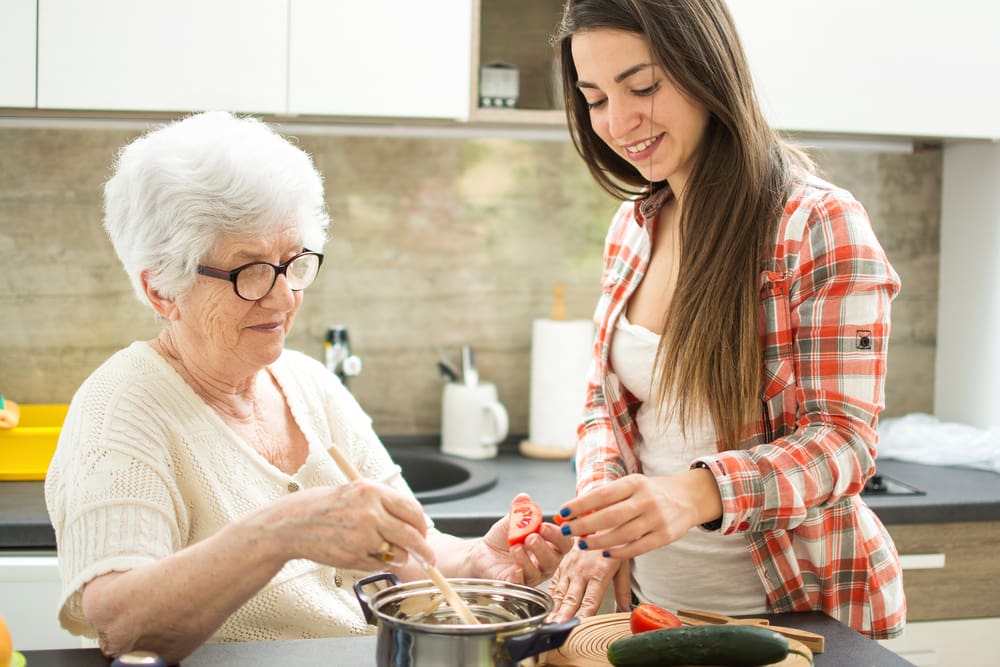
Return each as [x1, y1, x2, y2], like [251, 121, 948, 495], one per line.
[371, 540, 396, 563]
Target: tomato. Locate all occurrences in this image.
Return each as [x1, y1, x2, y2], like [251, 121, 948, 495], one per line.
[507, 499, 543, 546]
[629, 603, 683, 634]
[552, 509, 592, 526]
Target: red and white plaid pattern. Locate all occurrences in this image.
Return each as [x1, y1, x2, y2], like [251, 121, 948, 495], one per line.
[575, 170, 906, 638]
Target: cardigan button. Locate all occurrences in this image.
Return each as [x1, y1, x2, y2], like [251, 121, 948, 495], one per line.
[287, 481, 300, 492]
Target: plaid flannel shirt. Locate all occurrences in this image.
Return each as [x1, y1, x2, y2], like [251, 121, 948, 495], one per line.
[576, 170, 906, 638]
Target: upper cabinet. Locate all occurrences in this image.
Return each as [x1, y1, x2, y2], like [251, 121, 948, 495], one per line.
[287, 0, 472, 120]
[0, 0, 37, 108]
[726, 0, 1000, 140]
[10, 0, 999, 139]
[37, 0, 288, 114]
[30, 0, 471, 120]
[472, 0, 1000, 140]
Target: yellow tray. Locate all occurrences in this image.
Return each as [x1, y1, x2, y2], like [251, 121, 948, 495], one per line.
[0, 404, 69, 481]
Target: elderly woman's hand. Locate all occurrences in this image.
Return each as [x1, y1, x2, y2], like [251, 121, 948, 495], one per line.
[470, 493, 573, 586]
[255, 478, 435, 571]
[546, 547, 631, 621]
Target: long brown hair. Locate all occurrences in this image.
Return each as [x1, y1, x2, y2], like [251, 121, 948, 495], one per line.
[554, 0, 811, 449]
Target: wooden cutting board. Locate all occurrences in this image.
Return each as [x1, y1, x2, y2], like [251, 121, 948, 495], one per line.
[541, 613, 812, 667]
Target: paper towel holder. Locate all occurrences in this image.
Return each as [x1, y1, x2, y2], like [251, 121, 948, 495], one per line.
[519, 283, 590, 460]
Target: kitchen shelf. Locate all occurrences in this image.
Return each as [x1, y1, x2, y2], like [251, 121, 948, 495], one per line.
[468, 108, 566, 127]
[471, 0, 566, 125]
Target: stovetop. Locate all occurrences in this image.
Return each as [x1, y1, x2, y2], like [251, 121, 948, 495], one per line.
[861, 473, 925, 496]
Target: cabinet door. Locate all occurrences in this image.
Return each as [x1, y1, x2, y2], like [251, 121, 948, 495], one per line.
[0, 0, 36, 108]
[880, 618, 1000, 667]
[887, 521, 1000, 621]
[0, 553, 80, 650]
[726, 0, 1000, 140]
[37, 0, 287, 113]
[288, 0, 472, 119]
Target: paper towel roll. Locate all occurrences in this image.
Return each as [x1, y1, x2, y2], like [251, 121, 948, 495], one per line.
[527, 319, 594, 456]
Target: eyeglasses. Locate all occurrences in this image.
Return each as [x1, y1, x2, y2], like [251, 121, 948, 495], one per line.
[196, 249, 324, 301]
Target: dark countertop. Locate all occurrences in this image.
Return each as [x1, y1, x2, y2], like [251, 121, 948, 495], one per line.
[3, 436, 1000, 549]
[21, 611, 912, 666]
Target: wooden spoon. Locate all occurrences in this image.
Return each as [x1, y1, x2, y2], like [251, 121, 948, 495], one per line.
[327, 444, 480, 625]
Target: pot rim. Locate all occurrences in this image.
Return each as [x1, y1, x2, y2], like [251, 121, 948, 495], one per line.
[362, 577, 554, 634]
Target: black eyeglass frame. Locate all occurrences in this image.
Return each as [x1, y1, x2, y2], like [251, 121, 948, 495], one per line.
[196, 249, 324, 301]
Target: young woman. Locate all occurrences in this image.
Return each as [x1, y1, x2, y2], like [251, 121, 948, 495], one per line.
[545, 0, 905, 639]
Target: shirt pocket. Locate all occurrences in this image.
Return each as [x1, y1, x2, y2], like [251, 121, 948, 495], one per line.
[760, 269, 796, 402]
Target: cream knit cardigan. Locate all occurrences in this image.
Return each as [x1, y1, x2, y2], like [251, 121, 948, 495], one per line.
[45, 341, 416, 642]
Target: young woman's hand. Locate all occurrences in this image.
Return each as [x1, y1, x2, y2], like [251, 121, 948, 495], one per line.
[555, 468, 722, 561]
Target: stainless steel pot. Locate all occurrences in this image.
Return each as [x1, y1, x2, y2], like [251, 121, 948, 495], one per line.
[354, 572, 579, 667]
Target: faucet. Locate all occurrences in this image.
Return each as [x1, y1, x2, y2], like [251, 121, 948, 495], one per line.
[325, 325, 362, 387]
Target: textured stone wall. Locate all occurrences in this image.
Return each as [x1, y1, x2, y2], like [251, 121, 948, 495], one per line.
[0, 124, 939, 434]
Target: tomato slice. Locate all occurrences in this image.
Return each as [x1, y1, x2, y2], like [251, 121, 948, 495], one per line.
[552, 509, 591, 526]
[507, 499, 543, 546]
[629, 603, 683, 634]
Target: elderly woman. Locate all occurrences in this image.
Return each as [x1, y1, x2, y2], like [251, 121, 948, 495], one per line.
[45, 111, 570, 664]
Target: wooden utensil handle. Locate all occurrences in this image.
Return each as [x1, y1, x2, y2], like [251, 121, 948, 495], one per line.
[764, 625, 826, 654]
[425, 564, 479, 625]
[327, 444, 481, 625]
[677, 609, 769, 626]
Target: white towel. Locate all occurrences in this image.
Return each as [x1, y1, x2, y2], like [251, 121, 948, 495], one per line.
[879, 413, 1000, 474]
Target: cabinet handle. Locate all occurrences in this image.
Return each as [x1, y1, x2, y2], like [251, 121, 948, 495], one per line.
[899, 553, 946, 570]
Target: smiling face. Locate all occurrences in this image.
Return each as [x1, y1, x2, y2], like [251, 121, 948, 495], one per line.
[169, 220, 306, 381]
[571, 28, 710, 196]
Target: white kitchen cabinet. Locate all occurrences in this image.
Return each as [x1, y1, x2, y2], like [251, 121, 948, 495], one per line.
[287, 0, 472, 119]
[881, 521, 1000, 666]
[0, 552, 81, 650]
[880, 618, 1000, 667]
[0, 0, 36, 108]
[726, 0, 1000, 140]
[36, 0, 288, 114]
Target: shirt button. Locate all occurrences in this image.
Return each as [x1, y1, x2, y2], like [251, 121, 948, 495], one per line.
[738, 521, 750, 531]
[287, 481, 300, 492]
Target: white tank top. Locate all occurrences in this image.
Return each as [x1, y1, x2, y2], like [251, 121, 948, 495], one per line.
[610, 314, 767, 615]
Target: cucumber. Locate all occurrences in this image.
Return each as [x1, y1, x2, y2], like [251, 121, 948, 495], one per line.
[607, 624, 791, 666]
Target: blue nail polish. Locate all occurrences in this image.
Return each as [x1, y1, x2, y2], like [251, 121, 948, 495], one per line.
[602, 551, 611, 558]
[559, 507, 571, 518]
[578, 540, 588, 550]
[560, 524, 571, 536]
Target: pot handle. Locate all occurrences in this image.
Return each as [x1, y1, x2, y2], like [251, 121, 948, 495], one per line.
[504, 617, 580, 662]
[353, 571, 401, 626]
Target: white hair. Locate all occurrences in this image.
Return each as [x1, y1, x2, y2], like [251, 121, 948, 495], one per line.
[103, 111, 330, 304]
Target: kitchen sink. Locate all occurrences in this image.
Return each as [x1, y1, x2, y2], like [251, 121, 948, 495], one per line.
[387, 447, 498, 504]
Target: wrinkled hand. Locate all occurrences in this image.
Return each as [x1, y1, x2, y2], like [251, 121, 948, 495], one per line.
[471, 493, 573, 586]
[258, 479, 434, 571]
[546, 548, 631, 621]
